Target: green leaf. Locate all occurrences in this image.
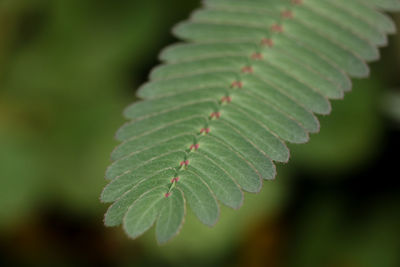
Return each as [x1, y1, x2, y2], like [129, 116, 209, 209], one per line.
[123, 186, 168, 239]
[102, 0, 400, 243]
[178, 170, 219, 226]
[365, 0, 400, 11]
[156, 188, 185, 244]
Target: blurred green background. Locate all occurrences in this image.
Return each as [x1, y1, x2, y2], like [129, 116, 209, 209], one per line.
[0, 0, 400, 266]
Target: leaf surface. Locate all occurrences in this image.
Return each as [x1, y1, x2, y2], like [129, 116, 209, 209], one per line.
[102, 0, 400, 243]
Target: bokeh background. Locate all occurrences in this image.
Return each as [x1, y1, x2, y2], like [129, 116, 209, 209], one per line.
[1, 0, 400, 266]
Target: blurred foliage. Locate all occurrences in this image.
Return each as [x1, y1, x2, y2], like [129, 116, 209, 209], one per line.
[0, 0, 399, 266]
[288, 194, 400, 267]
[0, 0, 198, 225]
[289, 79, 384, 176]
[383, 89, 400, 126]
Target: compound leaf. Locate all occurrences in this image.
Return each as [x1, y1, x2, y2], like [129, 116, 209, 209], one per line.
[101, 0, 400, 243]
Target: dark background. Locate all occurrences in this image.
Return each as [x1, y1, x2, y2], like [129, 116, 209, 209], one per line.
[0, 0, 400, 266]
